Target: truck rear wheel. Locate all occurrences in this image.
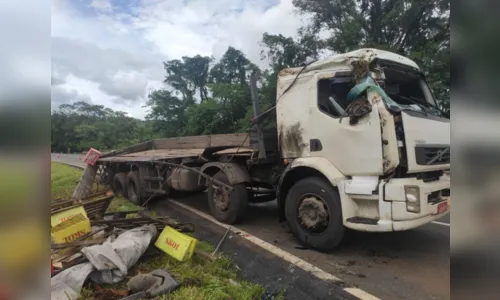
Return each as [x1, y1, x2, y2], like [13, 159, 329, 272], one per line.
[285, 177, 345, 252]
[127, 171, 144, 205]
[208, 172, 248, 224]
[113, 173, 128, 198]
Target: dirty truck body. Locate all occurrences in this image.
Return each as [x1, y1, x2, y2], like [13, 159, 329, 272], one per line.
[97, 48, 450, 251]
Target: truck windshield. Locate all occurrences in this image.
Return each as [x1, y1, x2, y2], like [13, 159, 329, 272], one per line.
[382, 64, 446, 118]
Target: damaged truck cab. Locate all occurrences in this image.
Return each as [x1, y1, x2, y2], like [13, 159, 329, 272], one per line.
[276, 48, 450, 250]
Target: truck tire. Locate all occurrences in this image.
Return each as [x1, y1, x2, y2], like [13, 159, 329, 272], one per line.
[208, 172, 248, 224]
[127, 171, 144, 205]
[285, 177, 345, 252]
[113, 173, 128, 198]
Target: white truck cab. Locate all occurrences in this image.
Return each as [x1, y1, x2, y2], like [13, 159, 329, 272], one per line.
[276, 48, 450, 250]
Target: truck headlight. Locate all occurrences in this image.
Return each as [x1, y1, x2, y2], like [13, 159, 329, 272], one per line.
[405, 186, 420, 213]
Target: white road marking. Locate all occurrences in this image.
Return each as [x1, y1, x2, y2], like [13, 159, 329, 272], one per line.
[431, 221, 450, 227]
[170, 200, 381, 300]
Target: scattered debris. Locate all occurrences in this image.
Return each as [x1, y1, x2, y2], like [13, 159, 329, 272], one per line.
[127, 269, 180, 297]
[119, 291, 146, 300]
[50, 189, 196, 299]
[49, 161, 268, 300]
[212, 226, 231, 255]
[91, 210, 194, 233]
[51, 190, 114, 220]
[85, 225, 158, 283]
[194, 248, 217, 261]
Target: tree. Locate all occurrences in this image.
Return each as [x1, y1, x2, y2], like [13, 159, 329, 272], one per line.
[145, 89, 187, 137]
[260, 32, 323, 72]
[51, 102, 153, 153]
[291, 0, 450, 102]
[163, 55, 212, 103]
[209, 47, 259, 85]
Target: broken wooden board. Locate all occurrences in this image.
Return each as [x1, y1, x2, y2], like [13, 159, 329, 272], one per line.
[72, 164, 98, 200]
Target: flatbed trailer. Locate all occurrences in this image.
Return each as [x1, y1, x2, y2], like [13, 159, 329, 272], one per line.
[96, 49, 451, 251]
[96, 130, 282, 222]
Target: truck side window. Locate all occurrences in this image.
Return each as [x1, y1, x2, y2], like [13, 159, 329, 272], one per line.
[317, 77, 355, 118]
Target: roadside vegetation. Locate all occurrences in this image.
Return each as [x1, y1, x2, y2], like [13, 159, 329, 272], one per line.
[51, 162, 282, 300]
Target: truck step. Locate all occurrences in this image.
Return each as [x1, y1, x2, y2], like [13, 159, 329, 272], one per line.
[346, 217, 379, 225]
[143, 176, 165, 181]
[145, 189, 167, 195]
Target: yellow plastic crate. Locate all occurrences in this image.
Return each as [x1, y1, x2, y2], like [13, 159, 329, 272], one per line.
[51, 213, 91, 244]
[155, 226, 198, 262]
[51, 205, 89, 227]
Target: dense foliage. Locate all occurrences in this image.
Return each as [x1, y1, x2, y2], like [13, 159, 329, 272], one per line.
[51, 0, 450, 152]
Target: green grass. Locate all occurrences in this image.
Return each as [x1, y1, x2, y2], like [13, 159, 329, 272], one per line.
[51, 162, 140, 211]
[51, 162, 83, 200]
[106, 195, 141, 212]
[50, 162, 283, 300]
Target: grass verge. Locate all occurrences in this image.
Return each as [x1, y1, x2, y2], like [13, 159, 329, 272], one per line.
[51, 162, 282, 300]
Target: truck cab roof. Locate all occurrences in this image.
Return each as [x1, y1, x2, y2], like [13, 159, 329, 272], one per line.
[278, 48, 421, 80]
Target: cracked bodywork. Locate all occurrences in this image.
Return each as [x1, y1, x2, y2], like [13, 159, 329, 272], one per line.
[368, 90, 400, 173]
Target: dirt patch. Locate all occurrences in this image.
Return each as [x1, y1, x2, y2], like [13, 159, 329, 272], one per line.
[278, 123, 307, 157]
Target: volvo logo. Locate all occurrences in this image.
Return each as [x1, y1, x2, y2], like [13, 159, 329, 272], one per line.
[427, 148, 449, 165]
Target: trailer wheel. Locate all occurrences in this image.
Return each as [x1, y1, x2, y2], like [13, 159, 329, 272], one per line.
[208, 172, 248, 224]
[285, 177, 345, 252]
[127, 171, 144, 205]
[113, 173, 128, 198]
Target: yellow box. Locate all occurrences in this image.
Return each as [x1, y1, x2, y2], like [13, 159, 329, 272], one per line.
[155, 226, 198, 262]
[51, 213, 91, 244]
[51, 205, 89, 227]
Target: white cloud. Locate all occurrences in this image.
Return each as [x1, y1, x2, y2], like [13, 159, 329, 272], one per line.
[90, 0, 113, 12]
[51, 0, 304, 119]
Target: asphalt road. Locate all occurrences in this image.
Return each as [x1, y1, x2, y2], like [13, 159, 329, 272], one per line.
[52, 154, 450, 300]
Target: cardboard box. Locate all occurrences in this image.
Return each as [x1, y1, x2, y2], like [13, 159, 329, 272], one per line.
[155, 226, 198, 262]
[51, 213, 91, 244]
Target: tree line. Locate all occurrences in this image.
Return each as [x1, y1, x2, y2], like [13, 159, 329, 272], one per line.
[51, 0, 450, 153]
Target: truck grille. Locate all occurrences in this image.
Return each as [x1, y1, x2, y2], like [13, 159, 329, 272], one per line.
[415, 145, 450, 165]
[416, 170, 443, 182]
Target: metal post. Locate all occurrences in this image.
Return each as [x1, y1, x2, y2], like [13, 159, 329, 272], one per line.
[249, 72, 266, 159]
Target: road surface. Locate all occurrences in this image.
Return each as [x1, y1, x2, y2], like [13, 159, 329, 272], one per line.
[52, 154, 450, 300]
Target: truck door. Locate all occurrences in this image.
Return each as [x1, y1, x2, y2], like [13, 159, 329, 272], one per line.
[310, 74, 384, 176]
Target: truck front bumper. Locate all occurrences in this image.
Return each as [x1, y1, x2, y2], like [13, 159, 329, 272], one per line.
[385, 174, 450, 231]
[343, 173, 450, 232]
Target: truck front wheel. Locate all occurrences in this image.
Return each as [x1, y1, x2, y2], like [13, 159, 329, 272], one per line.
[207, 172, 248, 224]
[285, 177, 345, 252]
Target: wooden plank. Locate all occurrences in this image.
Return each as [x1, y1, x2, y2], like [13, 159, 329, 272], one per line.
[208, 133, 250, 148]
[121, 149, 205, 158]
[100, 140, 153, 158]
[213, 147, 256, 155]
[51, 238, 106, 250]
[153, 133, 250, 150]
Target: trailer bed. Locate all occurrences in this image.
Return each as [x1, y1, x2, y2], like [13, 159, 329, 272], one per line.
[97, 132, 273, 163]
[98, 148, 206, 162]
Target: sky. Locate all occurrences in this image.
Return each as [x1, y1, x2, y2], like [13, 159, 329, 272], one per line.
[51, 0, 306, 119]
